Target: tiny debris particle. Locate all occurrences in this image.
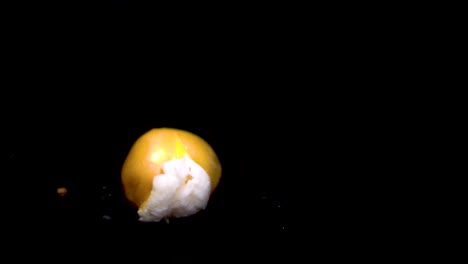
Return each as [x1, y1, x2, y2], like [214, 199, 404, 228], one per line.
[57, 187, 67, 197]
[102, 215, 112, 221]
[184, 174, 193, 184]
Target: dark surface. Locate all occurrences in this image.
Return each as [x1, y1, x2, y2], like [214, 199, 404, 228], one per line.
[4, 120, 294, 264]
[5, 107, 288, 231]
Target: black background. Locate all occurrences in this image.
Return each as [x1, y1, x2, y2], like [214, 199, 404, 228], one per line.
[3, 1, 406, 253]
[2, 1, 296, 245]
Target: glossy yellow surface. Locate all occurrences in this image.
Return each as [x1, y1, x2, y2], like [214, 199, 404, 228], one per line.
[121, 128, 222, 208]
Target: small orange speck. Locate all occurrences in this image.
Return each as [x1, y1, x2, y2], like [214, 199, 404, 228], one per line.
[57, 187, 67, 197]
